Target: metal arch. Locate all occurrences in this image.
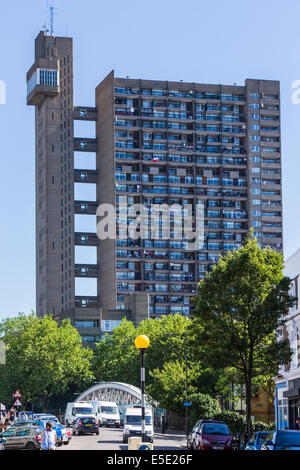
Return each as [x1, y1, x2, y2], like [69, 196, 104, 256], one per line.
[75, 382, 152, 405]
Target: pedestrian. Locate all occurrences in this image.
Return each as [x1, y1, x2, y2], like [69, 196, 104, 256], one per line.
[294, 417, 300, 430]
[8, 407, 16, 424]
[0, 412, 5, 433]
[41, 422, 57, 450]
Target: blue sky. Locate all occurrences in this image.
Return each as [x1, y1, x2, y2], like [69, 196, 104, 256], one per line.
[0, 0, 300, 318]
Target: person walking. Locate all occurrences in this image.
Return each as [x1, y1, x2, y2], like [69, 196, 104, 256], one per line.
[8, 408, 16, 424]
[41, 422, 57, 450]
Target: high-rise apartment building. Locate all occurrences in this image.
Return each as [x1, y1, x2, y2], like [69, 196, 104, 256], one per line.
[27, 32, 283, 342]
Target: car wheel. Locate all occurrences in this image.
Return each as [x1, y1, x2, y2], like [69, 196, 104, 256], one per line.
[26, 442, 37, 451]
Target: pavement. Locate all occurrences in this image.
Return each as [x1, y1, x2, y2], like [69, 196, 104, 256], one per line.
[60, 426, 187, 451]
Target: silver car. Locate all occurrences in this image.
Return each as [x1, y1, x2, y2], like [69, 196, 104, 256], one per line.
[1, 426, 43, 450]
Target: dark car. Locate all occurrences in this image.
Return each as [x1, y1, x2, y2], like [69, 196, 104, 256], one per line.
[194, 421, 233, 450]
[261, 430, 300, 450]
[73, 416, 99, 436]
[245, 431, 269, 450]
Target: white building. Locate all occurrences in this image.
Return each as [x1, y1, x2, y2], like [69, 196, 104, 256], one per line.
[275, 248, 300, 429]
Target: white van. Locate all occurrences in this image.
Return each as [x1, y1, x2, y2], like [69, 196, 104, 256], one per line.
[91, 401, 120, 427]
[122, 407, 154, 443]
[65, 402, 96, 426]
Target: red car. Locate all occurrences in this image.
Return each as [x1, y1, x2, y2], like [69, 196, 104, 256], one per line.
[195, 421, 233, 450]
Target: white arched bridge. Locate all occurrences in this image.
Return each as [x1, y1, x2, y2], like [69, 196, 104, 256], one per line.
[75, 382, 152, 406]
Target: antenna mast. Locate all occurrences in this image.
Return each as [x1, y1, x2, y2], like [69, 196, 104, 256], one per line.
[50, 5, 54, 36]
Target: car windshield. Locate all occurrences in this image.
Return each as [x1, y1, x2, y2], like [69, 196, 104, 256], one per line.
[202, 423, 230, 436]
[126, 415, 152, 425]
[276, 432, 300, 446]
[74, 408, 93, 414]
[257, 432, 268, 444]
[100, 406, 118, 414]
[80, 418, 96, 424]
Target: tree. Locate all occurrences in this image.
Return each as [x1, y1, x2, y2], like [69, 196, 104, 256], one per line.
[191, 235, 294, 436]
[93, 314, 227, 418]
[93, 314, 192, 388]
[0, 313, 94, 410]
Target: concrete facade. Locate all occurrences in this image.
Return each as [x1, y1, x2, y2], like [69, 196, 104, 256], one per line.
[27, 31, 283, 344]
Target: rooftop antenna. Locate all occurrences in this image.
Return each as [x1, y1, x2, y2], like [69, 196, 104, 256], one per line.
[50, 5, 54, 36]
[46, 0, 55, 36]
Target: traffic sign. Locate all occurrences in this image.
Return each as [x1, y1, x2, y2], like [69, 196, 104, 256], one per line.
[13, 399, 22, 407]
[183, 402, 192, 406]
[13, 390, 22, 398]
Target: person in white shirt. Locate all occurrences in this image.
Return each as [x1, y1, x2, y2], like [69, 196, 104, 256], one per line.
[41, 422, 57, 450]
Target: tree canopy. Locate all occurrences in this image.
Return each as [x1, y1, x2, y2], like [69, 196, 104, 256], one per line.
[0, 313, 94, 410]
[191, 235, 294, 435]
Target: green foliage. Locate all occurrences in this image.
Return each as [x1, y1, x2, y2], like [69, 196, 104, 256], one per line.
[213, 410, 246, 434]
[0, 313, 94, 410]
[188, 393, 221, 424]
[93, 314, 192, 388]
[191, 235, 294, 433]
[251, 420, 275, 433]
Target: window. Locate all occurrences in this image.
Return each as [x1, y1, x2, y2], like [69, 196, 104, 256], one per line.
[251, 114, 259, 120]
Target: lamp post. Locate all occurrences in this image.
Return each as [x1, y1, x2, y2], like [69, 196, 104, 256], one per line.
[165, 332, 189, 436]
[135, 335, 150, 442]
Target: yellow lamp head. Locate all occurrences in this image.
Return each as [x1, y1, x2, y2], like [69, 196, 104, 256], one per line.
[135, 335, 150, 350]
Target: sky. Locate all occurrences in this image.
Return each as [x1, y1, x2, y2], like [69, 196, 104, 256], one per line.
[0, 0, 300, 318]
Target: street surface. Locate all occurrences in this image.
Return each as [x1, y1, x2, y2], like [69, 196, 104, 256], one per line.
[61, 427, 186, 451]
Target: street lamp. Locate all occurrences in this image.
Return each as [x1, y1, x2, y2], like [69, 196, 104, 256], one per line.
[165, 333, 189, 436]
[135, 335, 150, 442]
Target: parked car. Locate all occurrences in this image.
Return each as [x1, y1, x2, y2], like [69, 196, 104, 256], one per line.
[187, 420, 229, 450]
[194, 421, 233, 450]
[73, 416, 99, 436]
[261, 430, 300, 450]
[17, 411, 34, 421]
[245, 431, 269, 450]
[0, 425, 43, 450]
[10, 419, 64, 446]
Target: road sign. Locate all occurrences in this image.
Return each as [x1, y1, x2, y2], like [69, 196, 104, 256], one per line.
[138, 444, 152, 450]
[183, 402, 192, 406]
[13, 399, 22, 407]
[13, 390, 22, 398]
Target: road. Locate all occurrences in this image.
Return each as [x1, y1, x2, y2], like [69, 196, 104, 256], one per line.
[61, 426, 187, 451]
